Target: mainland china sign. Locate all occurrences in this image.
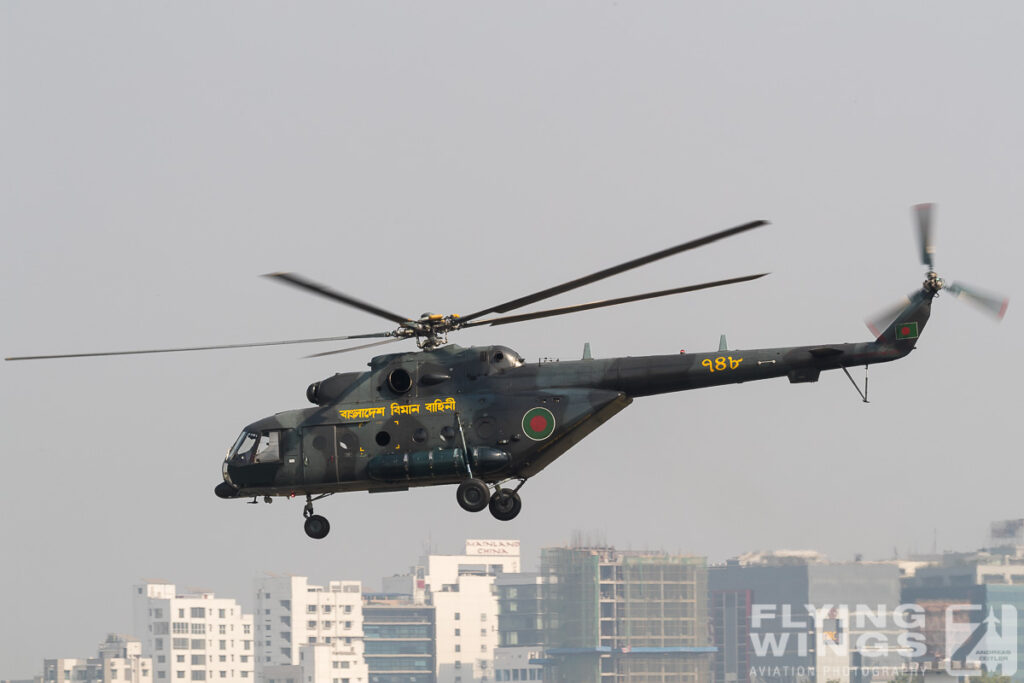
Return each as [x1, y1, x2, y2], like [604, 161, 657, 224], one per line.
[465, 539, 521, 556]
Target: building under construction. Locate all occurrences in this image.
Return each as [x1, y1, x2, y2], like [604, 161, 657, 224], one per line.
[540, 545, 714, 682]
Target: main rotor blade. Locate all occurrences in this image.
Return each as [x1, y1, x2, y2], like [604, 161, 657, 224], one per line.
[5, 332, 393, 361]
[457, 220, 768, 324]
[946, 282, 1010, 319]
[462, 273, 769, 328]
[914, 203, 936, 270]
[304, 337, 405, 359]
[266, 273, 412, 326]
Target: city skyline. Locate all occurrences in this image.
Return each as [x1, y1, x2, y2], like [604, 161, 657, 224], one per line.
[7, 520, 1021, 680]
[4, 2, 1022, 679]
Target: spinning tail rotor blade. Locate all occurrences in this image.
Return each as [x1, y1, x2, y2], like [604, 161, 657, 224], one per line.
[946, 282, 1010, 320]
[914, 203, 937, 270]
[865, 296, 913, 338]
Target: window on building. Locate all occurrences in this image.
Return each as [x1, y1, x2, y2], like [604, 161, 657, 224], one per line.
[219, 625, 226, 635]
[178, 609, 185, 618]
[155, 638, 164, 650]
[218, 609, 225, 618]
[344, 621, 352, 629]
[243, 625, 251, 635]
[323, 605, 332, 613]
[190, 655, 205, 666]
[344, 606, 352, 614]
[307, 606, 317, 614]
[323, 621, 332, 629]
[455, 645, 461, 652]
[157, 673, 165, 680]
[481, 629, 487, 636]
[176, 673, 184, 680]
[176, 656, 185, 663]
[191, 624, 205, 635]
[454, 613, 461, 621]
[481, 613, 487, 621]
[172, 638, 188, 650]
[173, 623, 189, 634]
[191, 607, 206, 618]
[219, 640, 226, 650]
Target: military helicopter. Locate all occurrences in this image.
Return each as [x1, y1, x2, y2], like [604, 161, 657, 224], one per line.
[6, 205, 1008, 539]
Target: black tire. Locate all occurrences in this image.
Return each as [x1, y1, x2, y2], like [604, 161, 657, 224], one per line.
[456, 478, 490, 512]
[488, 489, 522, 521]
[303, 514, 331, 539]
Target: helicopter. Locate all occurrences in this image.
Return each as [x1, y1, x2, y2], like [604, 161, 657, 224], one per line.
[6, 205, 1008, 539]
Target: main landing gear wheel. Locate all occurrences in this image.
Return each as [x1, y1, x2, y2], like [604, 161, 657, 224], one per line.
[456, 478, 490, 512]
[488, 488, 522, 521]
[304, 514, 330, 539]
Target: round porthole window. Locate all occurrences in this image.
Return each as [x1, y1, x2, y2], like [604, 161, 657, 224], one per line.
[375, 431, 391, 447]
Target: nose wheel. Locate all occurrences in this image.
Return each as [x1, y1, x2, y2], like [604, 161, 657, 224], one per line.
[302, 494, 331, 539]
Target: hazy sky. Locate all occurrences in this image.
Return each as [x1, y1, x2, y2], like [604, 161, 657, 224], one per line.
[2, 2, 1022, 677]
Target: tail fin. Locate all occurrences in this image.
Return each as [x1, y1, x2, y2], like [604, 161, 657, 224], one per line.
[871, 290, 933, 353]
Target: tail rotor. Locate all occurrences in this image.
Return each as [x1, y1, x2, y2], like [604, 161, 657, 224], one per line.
[866, 203, 1009, 335]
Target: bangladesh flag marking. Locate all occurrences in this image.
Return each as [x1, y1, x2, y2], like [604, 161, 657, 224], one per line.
[895, 321, 919, 340]
[522, 407, 556, 441]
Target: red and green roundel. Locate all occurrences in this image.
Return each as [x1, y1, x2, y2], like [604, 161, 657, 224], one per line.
[522, 407, 556, 441]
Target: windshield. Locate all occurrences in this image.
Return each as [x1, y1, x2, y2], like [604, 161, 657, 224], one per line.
[228, 430, 281, 464]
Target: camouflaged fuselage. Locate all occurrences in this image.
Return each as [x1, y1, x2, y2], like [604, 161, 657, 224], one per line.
[221, 293, 933, 498]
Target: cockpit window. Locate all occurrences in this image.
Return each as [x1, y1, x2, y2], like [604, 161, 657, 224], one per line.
[229, 431, 281, 464]
[230, 432, 258, 463]
[253, 431, 280, 463]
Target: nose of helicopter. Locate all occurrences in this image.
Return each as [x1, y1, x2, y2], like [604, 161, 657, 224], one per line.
[214, 481, 239, 499]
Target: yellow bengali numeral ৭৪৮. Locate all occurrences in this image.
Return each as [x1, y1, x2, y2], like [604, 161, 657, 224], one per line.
[701, 356, 743, 373]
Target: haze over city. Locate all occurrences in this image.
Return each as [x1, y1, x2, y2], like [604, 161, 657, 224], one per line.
[2, 2, 1022, 679]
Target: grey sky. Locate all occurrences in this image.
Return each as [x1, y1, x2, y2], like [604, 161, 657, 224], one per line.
[2, 1, 1022, 677]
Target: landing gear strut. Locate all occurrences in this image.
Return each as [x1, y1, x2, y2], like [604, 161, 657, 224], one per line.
[302, 494, 331, 540]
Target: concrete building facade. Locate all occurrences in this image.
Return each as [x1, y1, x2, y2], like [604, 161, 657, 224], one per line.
[541, 546, 713, 683]
[43, 634, 152, 683]
[132, 583, 254, 683]
[253, 575, 366, 683]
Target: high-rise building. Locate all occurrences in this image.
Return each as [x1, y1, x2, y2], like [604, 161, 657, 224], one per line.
[362, 595, 436, 683]
[132, 583, 254, 682]
[424, 540, 521, 683]
[541, 545, 713, 682]
[42, 634, 152, 683]
[493, 573, 544, 683]
[710, 556, 905, 683]
[253, 575, 367, 683]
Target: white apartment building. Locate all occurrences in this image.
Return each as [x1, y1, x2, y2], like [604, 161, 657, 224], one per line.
[253, 575, 366, 683]
[423, 540, 521, 683]
[132, 582, 254, 682]
[43, 634, 153, 683]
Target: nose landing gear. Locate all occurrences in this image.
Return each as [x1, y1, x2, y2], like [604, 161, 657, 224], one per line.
[302, 494, 331, 540]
